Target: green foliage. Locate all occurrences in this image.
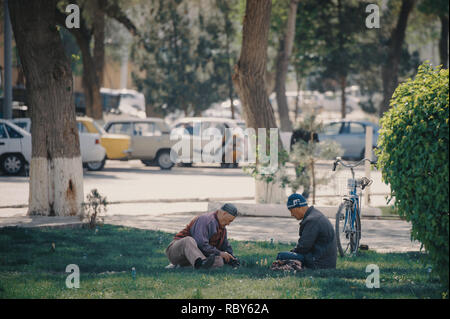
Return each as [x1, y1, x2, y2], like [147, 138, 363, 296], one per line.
[291, 0, 422, 114]
[131, 0, 239, 116]
[377, 62, 449, 287]
[418, 0, 449, 17]
[242, 140, 290, 185]
[60, 28, 83, 77]
[293, 0, 372, 92]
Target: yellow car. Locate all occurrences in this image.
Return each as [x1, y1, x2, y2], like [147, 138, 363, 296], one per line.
[76, 117, 131, 170]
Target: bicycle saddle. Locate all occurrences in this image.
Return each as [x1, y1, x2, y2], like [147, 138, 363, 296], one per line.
[358, 177, 373, 189]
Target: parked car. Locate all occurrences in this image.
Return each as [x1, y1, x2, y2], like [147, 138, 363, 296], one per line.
[7, 118, 106, 173]
[290, 120, 379, 160]
[10, 117, 31, 132]
[76, 116, 131, 171]
[289, 128, 319, 151]
[103, 118, 175, 170]
[0, 119, 31, 175]
[171, 117, 245, 168]
[318, 120, 379, 160]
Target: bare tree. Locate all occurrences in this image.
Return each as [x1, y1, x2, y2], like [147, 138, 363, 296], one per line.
[233, 0, 276, 130]
[233, 0, 286, 204]
[9, 0, 84, 216]
[380, 0, 416, 116]
[439, 15, 448, 69]
[274, 0, 298, 131]
[55, 3, 103, 120]
[93, 0, 106, 88]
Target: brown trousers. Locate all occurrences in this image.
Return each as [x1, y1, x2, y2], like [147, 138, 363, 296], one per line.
[165, 236, 224, 268]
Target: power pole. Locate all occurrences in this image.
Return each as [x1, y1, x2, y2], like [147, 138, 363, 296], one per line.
[3, 0, 13, 119]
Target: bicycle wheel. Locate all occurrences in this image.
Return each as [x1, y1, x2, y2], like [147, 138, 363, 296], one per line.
[335, 203, 361, 257]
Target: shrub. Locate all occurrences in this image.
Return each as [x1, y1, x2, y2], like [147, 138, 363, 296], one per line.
[83, 189, 108, 229]
[377, 63, 449, 287]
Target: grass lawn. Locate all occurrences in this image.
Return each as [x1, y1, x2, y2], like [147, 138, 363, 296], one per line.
[0, 224, 445, 299]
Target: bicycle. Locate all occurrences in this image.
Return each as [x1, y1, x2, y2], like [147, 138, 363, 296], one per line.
[332, 157, 375, 257]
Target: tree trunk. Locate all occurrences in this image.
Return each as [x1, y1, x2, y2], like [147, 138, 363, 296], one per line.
[337, 0, 347, 119]
[310, 158, 316, 205]
[221, 0, 235, 119]
[264, 70, 276, 96]
[9, 0, 84, 216]
[233, 0, 276, 130]
[294, 69, 301, 124]
[380, 0, 415, 116]
[56, 7, 103, 120]
[93, 0, 106, 88]
[439, 15, 449, 69]
[340, 75, 347, 119]
[233, 0, 286, 204]
[80, 38, 103, 120]
[274, 0, 298, 132]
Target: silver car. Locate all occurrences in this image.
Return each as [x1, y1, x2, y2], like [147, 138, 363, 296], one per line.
[318, 120, 379, 160]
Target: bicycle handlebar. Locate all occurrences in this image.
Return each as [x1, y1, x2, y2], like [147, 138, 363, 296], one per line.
[332, 157, 376, 171]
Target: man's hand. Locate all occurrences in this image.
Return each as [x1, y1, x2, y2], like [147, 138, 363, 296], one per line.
[220, 251, 236, 263]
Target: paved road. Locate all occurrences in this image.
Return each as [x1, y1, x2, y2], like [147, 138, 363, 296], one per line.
[0, 159, 391, 208]
[1, 160, 418, 252]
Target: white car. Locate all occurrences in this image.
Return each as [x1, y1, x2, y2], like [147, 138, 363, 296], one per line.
[1, 118, 106, 175]
[100, 88, 146, 119]
[0, 119, 31, 175]
[171, 117, 246, 168]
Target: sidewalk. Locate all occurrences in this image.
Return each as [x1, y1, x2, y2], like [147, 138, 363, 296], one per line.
[208, 201, 384, 218]
[0, 200, 420, 253]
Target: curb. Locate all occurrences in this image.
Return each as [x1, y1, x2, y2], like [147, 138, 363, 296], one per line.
[0, 196, 255, 210]
[0, 216, 86, 229]
[207, 202, 395, 220]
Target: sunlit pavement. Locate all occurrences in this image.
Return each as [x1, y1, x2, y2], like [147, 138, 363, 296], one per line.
[104, 212, 421, 253]
[0, 160, 420, 252]
[0, 207, 420, 253]
[0, 159, 390, 207]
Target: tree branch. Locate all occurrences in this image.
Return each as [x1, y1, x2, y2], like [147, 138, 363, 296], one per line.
[103, 1, 138, 37]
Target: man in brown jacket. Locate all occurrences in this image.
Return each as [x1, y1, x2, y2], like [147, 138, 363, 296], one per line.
[165, 203, 238, 269]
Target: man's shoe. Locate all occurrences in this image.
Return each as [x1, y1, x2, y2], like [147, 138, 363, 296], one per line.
[194, 255, 215, 270]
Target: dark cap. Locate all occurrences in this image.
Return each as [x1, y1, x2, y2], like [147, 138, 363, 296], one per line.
[287, 193, 307, 209]
[221, 203, 238, 217]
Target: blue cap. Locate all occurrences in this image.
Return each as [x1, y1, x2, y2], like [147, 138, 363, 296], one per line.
[287, 193, 307, 209]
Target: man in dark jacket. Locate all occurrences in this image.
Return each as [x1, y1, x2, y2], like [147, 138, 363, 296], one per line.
[276, 193, 337, 269]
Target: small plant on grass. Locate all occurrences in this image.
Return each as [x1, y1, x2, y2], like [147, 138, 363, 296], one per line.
[83, 189, 108, 229]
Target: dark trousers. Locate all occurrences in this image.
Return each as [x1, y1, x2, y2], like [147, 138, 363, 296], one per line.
[276, 251, 305, 263]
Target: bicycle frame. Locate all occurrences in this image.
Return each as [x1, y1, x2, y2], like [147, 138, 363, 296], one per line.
[333, 157, 374, 255]
[342, 167, 361, 242]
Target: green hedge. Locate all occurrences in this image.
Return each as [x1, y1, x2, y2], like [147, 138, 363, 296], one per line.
[377, 63, 449, 287]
